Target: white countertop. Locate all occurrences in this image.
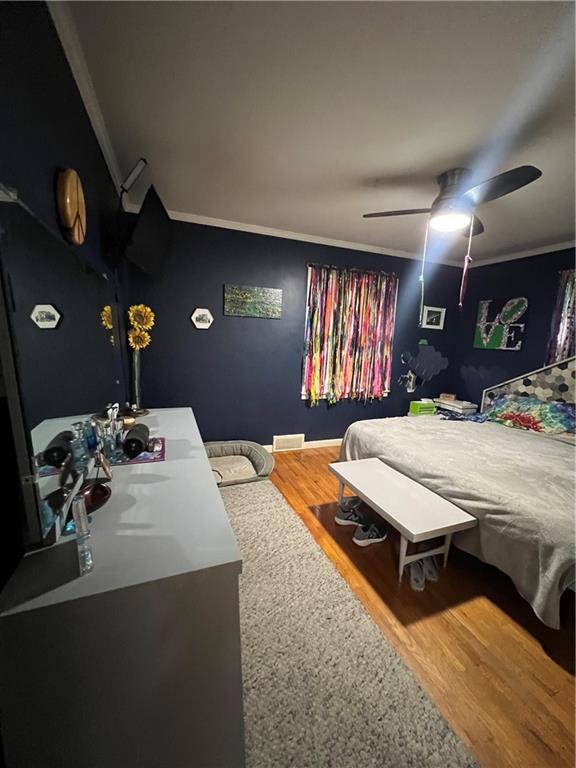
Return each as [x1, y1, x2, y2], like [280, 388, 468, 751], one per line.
[1, 408, 242, 616]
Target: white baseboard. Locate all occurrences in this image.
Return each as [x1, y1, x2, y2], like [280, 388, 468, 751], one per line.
[263, 438, 342, 453]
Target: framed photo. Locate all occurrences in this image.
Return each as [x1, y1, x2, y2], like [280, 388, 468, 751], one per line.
[421, 306, 446, 330]
[191, 308, 214, 329]
[30, 304, 61, 329]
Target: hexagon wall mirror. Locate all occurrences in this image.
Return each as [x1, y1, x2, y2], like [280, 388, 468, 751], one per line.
[191, 307, 214, 330]
[30, 304, 61, 329]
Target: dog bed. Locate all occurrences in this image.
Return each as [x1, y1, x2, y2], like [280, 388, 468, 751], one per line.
[204, 440, 274, 486]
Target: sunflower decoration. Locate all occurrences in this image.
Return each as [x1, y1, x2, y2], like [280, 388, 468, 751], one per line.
[100, 305, 115, 345]
[100, 305, 113, 330]
[128, 327, 151, 350]
[127, 304, 155, 413]
[128, 304, 155, 331]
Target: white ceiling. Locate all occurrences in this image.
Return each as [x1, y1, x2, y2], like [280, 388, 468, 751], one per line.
[61, 1, 574, 264]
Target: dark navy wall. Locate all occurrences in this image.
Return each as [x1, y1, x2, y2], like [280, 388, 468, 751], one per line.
[453, 248, 575, 405]
[0, 2, 119, 271]
[123, 219, 462, 444]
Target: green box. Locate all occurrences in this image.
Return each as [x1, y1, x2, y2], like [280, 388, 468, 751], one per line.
[409, 401, 436, 416]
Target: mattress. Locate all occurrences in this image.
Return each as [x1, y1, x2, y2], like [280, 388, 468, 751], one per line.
[341, 415, 575, 628]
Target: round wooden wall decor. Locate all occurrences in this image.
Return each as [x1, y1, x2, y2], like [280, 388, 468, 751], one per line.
[56, 168, 87, 245]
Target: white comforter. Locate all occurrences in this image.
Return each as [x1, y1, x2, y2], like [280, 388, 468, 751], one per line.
[341, 416, 575, 628]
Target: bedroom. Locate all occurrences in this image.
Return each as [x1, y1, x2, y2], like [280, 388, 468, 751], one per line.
[0, 2, 574, 767]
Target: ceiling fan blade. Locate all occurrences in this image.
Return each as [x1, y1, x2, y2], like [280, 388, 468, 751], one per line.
[462, 165, 542, 206]
[462, 215, 485, 237]
[363, 208, 431, 219]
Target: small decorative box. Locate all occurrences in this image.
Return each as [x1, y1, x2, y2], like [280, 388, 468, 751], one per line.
[408, 401, 437, 416]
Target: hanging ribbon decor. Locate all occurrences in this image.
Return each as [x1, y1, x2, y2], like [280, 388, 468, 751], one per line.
[301, 265, 398, 406]
[418, 219, 431, 326]
[458, 218, 475, 310]
[417, 216, 476, 317]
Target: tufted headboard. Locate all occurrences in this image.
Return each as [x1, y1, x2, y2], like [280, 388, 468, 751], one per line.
[481, 356, 576, 412]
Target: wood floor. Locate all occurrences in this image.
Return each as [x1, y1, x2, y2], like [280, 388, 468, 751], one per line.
[270, 447, 575, 768]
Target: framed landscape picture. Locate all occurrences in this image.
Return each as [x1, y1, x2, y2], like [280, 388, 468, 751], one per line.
[224, 284, 283, 319]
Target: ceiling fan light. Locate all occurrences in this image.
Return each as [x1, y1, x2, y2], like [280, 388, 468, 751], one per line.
[429, 211, 471, 232]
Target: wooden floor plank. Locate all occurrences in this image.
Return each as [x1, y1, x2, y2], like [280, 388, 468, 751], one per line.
[270, 447, 575, 768]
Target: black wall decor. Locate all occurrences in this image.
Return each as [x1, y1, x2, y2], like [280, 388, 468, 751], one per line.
[403, 340, 449, 383]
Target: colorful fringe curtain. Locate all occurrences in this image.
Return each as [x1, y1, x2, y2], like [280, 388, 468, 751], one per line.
[547, 269, 575, 364]
[301, 265, 398, 405]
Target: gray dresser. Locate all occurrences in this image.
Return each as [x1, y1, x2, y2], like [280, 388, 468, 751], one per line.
[0, 408, 245, 768]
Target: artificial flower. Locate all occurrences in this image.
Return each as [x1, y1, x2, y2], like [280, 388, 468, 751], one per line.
[128, 327, 151, 350]
[129, 304, 155, 330]
[100, 305, 113, 330]
[500, 411, 543, 432]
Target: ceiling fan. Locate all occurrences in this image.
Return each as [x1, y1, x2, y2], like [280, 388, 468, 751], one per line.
[363, 165, 542, 236]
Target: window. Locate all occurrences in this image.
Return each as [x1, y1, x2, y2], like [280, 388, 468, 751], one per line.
[547, 269, 575, 364]
[301, 265, 398, 405]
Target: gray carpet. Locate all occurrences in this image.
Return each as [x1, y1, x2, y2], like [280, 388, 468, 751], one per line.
[220, 480, 478, 768]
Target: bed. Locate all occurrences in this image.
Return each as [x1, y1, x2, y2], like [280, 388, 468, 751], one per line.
[340, 357, 576, 629]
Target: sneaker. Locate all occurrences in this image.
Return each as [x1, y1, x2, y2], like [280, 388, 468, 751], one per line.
[409, 561, 426, 592]
[335, 506, 366, 527]
[338, 496, 361, 512]
[422, 556, 439, 582]
[352, 522, 388, 547]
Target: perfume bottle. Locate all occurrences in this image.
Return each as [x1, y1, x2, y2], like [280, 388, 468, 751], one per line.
[71, 422, 87, 465]
[84, 420, 98, 453]
[104, 423, 121, 463]
[114, 419, 124, 450]
[72, 495, 93, 576]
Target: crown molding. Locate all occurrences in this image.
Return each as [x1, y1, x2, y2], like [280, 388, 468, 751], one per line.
[47, 1, 123, 193]
[126, 201, 575, 266]
[468, 240, 575, 268]
[123, 201, 425, 261]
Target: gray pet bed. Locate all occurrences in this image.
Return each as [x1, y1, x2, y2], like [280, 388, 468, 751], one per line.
[204, 440, 274, 487]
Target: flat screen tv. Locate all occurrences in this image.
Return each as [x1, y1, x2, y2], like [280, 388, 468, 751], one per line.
[124, 185, 172, 275]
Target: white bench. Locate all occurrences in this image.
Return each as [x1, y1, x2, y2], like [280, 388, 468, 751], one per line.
[329, 458, 477, 582]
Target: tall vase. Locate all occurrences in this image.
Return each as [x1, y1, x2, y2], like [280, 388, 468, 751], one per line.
[132, 348, 141, 410]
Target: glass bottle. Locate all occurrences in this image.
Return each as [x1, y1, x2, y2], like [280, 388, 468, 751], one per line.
[84, 419, 98, 453]
[71, 422, 87, 466]
[72, 495, 93, 576]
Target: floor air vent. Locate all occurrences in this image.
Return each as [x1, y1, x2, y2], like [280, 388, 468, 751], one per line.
[272, 433, 305, 452]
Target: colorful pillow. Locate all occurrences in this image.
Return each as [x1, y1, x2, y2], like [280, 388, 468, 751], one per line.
[485, 393, 575, 434]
